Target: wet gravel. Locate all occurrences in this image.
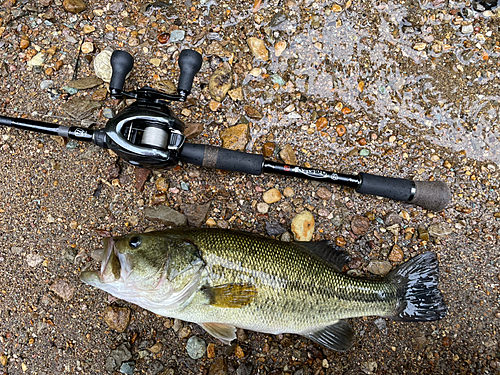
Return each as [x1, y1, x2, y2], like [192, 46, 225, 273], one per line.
[0, 0, 500, 374]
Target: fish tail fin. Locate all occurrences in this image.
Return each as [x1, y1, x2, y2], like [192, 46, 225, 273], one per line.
[386, 252, 447, 322]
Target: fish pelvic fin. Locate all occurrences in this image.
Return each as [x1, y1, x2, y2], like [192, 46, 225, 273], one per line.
[302, 320, 354, 352]
[386, 251, 447, 322]
[199, 322, 236, 345]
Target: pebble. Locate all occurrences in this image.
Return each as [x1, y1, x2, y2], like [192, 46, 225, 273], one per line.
[184, 122, 204, 139]
[366, 260, 392, 276]
[243, 105, 263, 120]
[94, 48, 114, 83]
[228, 87, 244, 101]
[155, 177, 169, 192]
[274, 40, 287, 57]
[105, 344, 132, 372]
[279, 144, 297, 165]
[316, 187, 332, 200]
[185, 336, 206, 359]
[413, 42, 427, 51]
[428, 222, 453, 238]
[418, 226, 429, 241]
[103, 108, 114, 119]
[0, 354, 7, 366]
[359, 149, 370, 156]
[178, 326, 191, 339]
[170, 30, 186, 43]
[247, 37, 269, 61]
[103, 306, 131, 332]
[150, 58, 161, 67]
[27, 52, 46, 67]
[207, 342, 216, 358]
[462, 24, 473, 34]
[209, 65, 233, 102]
[120, 361, 135, 375]
[209, 357, 228, 375]
[67, 77, 103, 90]
[63, 0, 87, 13]
[388, 245, 404, 262]
[350, 215, 370, 235]
[144, 206, 188, 227]
[271, 74, 286, 86]
[265, 221, 286, 236]
[40, 79, 54, 90]
[257, 202, 269, 213]
[384, 211, 402, 226]
[49, 278, 75, 300]
[20, 36, 30, 49]
[26, 253, 44, 267]
[134, 168, 150, 192]
[361, 361, 378, 374]
[373, 318, 387, 335]
[236, 364, 253, 375]
[182, 202, 211, 227]
[263, 188, 281, 204]
[262, 142, 275, 158]
[80, 41, 94, 54]
[283, 187, 294, 197]
[220, 124, 249, 151]
[336, 124, 347, 137]
[291, 210, 315, 241]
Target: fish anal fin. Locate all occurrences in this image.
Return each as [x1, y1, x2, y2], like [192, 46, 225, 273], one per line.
[296, 241, 350, 271]
[199, 322, 236, 345]
[204, 283, 257, 308]
[303, 320, 354, 351]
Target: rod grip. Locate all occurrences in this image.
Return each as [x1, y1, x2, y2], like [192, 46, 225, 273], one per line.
[356, 172, 450, 211]
[179, 143, 264, 175]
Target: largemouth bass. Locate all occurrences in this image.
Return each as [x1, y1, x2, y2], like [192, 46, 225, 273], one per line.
[81, 228, 447, 351]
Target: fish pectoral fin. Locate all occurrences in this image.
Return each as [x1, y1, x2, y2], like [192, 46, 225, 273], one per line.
[203, 283, 257, 308]
[296, 241, 350, 272]
[303, 320, 354, 352]
[199, 322, 236, 345]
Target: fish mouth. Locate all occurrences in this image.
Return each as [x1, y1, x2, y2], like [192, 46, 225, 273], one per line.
[81, 237, 123, 285]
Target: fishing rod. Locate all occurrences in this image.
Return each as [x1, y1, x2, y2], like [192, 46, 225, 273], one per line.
[0, 49, 450, 211]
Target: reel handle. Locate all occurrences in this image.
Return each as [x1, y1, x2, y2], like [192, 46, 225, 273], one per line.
[177, 50, 203, 100]
[109, 50, 134, 98]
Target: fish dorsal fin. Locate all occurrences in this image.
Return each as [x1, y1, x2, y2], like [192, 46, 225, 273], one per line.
[199, 322, 236, 345]
[203, 283, 257, 308]
[303, 320, 354, 351]
[296, 241, 350, 271]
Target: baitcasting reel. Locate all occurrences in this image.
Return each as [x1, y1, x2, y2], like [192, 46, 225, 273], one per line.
[0, 49, 451, 211]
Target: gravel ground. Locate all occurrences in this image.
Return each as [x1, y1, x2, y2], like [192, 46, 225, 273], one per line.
[1, 0, 500, 374]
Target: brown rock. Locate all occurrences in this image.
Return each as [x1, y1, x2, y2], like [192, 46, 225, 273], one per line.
[279, 144, 297, 165]
[184, 122, 204, 139]
[20, 36, 30, 50]
[150, 193, 167, 205]
[208, 357, 228, 375]
[350, 215, 370, 235]
[220, 124, 249, 151]
[67, 76, 103, 90]
[235, 344, 245, 358]
[209, 64, 233, 102]
[366, 260, 392, 276]
[262, 142, 275, 158]
[92, 87, 108, 101]
[228, 87, 243, 101]
[388, 245, 404, 262]
[291, 210, 315, 241]
[243, 105, 263, 120]
[316, 187, 332, 200]
[207, 343, 216, 359]
[182, 202, 211, 227]
[107, 163, 120, 180]
[134, 168, 150, 191]
[263, 188, 281, 204]
[103, 306, 131, 333]
[63, 0, 87, 13]
[336, 124, 346, 137]
[155, 177, 169, 192]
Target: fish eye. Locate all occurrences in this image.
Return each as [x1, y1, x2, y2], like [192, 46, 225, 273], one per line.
[129, 236, 142, 248]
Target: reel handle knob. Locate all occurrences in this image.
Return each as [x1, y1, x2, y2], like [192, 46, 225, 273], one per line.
[177, 49, 203, 100]
[109, 50, 134, 98]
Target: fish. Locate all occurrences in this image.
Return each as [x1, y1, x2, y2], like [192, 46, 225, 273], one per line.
[80, 228, 447, 351]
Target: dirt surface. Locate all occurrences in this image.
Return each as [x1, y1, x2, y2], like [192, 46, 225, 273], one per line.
[0, 0, 500, 374]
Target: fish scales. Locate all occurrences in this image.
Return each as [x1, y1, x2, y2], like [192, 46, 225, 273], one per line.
[157, 229, 398, 334]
